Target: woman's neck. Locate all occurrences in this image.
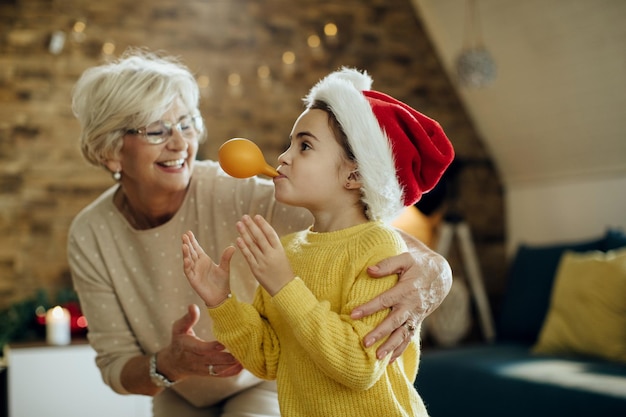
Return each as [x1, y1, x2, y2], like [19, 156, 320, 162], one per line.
[114, 186, 186, 230]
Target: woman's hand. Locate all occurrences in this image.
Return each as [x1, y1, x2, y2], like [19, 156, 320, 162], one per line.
[182, 230, 235, 307]
[158, 304, 244, 381]
[236, 214, 294, 296]
[121, 305, 243, 395]
[351, 235, 452, 362]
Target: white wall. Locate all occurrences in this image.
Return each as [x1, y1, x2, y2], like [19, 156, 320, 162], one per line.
[411, 0, 626, 258]
[506, 175, 626, 254]
[412, 0, 626, 187]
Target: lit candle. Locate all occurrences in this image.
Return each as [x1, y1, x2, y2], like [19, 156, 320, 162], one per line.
[46, 306, 71, 345]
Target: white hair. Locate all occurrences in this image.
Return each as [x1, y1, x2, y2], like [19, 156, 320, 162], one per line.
[72, 48, 204, 167]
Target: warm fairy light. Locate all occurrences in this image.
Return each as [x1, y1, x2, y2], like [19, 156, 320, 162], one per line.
[324, 23, 338, 37]
[227, 73, 242, 97]
[307, 34, 321, 48]
[257, 65, 270, 79]
[102, 42, 115, 55]
[257, 65, 272, 89]
[282, 51, 296, 65]
[73, 21, 86, 33]
[197, 75, 210, 88]
[228, 73, 241, 87]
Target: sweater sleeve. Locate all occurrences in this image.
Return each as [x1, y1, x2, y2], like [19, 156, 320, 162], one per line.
[271, 243, 402, 390]
[67, 216, 139, 395]
[208, 291, 280, 380]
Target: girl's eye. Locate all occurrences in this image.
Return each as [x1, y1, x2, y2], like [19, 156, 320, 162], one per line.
[300, 142, 311, 151]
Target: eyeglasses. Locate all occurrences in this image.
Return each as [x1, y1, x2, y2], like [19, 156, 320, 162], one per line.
[126, 115, 203, 145]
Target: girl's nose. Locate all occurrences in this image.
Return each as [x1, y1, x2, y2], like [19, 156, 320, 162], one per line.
[278, 147, 291, 165]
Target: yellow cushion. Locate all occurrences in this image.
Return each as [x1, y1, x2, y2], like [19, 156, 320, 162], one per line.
[532, 247, 626, 363]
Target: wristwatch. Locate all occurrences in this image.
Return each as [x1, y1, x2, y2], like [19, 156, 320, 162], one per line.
[149, 353, 177, 388]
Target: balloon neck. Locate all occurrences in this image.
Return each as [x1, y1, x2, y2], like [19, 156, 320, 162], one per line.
[262, 165, 279, 177]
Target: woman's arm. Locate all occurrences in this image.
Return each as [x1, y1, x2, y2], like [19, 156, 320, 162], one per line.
[69, 225, 241, 397]
[119, 305, 243, 395]
[351, 229, 452, 362]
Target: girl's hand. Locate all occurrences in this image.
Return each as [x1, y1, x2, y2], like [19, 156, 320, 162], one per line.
[236, 215, 294, 295]
[182, 231, 235, 307]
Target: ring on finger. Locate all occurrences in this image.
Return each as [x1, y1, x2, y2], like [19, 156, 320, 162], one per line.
[403, 320, 417, 332]
[208, 364, 218, 376]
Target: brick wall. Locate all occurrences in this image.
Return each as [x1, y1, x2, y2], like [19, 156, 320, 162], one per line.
[0, 0, 505, 311]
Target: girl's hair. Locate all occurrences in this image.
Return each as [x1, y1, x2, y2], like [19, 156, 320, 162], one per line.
[309, 100, 354, 162]
[310, 100, 367, 215]
[71, 48, 206, 168]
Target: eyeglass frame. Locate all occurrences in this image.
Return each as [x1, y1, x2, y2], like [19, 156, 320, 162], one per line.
[125, 115, 204, 145]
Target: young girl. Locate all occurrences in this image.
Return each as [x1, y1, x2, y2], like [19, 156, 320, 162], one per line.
[182, 68, 454, 416]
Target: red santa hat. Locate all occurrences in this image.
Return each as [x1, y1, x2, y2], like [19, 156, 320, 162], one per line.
[304, 67, 455, 222]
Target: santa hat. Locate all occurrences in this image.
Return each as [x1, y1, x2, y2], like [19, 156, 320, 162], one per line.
[304, 67, 455, 222]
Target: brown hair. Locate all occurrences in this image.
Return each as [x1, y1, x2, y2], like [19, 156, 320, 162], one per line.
[309, 100, 355, 163]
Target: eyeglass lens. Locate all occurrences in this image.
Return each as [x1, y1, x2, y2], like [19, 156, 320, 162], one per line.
[143, 116, 202, 144]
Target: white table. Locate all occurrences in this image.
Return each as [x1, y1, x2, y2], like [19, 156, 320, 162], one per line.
[5, 340, 151, 417]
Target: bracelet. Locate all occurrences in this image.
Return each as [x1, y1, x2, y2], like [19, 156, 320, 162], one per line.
[207, 293, 232, 308]
[149, 353, 177, 388]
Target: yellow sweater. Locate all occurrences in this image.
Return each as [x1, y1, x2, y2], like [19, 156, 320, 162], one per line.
[210, 222, 428, 417]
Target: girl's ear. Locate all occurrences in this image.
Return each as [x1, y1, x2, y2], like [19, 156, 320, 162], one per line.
[345, 169, 362, 189]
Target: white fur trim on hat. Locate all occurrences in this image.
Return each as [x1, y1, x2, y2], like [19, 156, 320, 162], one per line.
[304, 68, 404, 222]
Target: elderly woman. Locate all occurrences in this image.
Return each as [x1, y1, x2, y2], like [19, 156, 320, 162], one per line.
[68, 48, 451, 417]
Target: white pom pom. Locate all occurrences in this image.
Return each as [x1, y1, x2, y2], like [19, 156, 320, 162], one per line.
[329, 67, 373, 92]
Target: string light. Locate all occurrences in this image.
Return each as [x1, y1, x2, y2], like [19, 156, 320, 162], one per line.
[282, 51, 296, 77]
[197, 75, 210, 89]
[282, 51, 295, 65]
[228, 72, 242, 97]
[72, 20, 86, 43]
[257, 65, 272, 89]
[257, 65, 270, 79]
[73, 21, 86, 33]
[324, 23, 337, 37]
[101, 42, 115, 55]
[307, 34, 321, 48]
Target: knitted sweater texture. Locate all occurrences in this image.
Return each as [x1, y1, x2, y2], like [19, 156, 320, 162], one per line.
[210, 221, 427, 417]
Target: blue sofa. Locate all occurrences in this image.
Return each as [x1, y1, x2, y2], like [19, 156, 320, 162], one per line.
[415, 229, 626, 417]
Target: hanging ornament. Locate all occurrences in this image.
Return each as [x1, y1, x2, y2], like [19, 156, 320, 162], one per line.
[456, 0, 496, 88]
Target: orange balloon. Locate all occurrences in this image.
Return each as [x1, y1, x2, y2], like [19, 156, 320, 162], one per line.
[218, 138, 279, 178]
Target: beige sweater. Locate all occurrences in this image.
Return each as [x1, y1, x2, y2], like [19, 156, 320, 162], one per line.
[67, 160, 312, 408]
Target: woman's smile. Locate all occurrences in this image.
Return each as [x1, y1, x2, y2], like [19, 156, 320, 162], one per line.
[157, 157, 187, 169]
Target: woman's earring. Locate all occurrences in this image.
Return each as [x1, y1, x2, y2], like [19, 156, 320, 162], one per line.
[112, 171, 121, 181]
